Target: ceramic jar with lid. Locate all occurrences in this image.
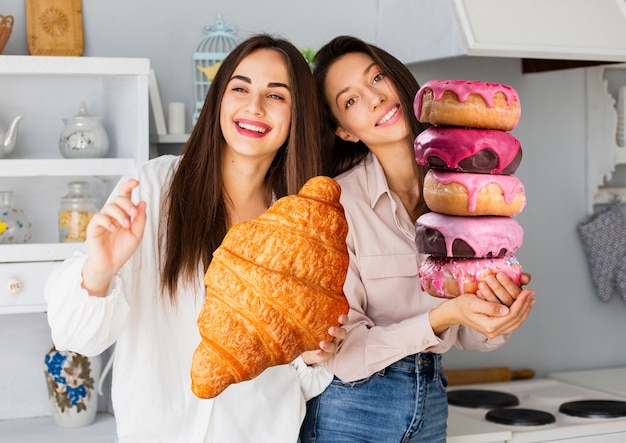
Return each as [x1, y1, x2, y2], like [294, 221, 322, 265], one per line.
[58, 181, 97, 242]
[0, 190, 31, 243]
[59, 102, 110, 158]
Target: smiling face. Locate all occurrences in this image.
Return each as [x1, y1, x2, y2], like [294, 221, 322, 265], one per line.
[323, 52, 410, 151]
[219, 48, 292, 162]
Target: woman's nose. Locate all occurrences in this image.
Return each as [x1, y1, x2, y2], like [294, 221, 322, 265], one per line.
[246, 94, 264, 115]
[367, 90, 385, 109]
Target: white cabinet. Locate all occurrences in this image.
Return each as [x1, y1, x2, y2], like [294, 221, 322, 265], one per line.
[0, 55, 150, 314]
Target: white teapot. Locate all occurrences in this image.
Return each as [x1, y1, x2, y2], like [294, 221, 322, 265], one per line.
[0, 116, 23, 158]
[59, 102, 109, 158]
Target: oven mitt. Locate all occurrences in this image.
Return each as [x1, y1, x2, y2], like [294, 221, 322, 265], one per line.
[613, 257, 626, 302]
[577, 200, 626, 302]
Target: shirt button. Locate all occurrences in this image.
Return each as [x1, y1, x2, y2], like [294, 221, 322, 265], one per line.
[422, 338, 430, 345]
[410, 345, 418, 353]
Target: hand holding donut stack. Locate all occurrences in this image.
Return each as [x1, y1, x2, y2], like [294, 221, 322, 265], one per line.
[413, 80, 525, 298]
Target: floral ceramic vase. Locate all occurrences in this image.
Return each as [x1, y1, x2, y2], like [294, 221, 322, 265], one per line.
[44, 347, 101, 428]
[0, 190, 31, 244]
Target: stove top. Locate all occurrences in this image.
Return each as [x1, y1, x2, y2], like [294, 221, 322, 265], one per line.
[447, 378, 626, 443]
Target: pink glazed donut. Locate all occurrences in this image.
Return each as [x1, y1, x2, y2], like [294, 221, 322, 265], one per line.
[419, 255, 523, 298]
[414, 79, 521, 130]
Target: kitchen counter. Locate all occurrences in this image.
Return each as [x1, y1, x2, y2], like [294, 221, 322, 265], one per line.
[0, 410, 510, 443]
[548, 366, 626, 397]
[446, 409, 512, 443]
[0, 413, 116, 443]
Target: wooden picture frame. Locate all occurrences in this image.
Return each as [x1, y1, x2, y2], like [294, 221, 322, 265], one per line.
[25, 0, 83, 56]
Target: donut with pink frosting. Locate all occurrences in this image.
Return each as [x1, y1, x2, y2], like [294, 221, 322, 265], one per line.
[414, 80, 521, 130]
[414, 126, 522, 175]
[423, 169, 526, 216]
[415, 212, 523, 258]
[418, 255, 523, 298]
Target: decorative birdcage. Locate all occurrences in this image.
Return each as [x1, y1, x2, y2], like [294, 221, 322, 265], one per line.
[192, 14, 241, 126]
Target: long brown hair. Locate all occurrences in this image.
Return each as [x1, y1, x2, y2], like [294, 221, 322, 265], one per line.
[160, 34, 322, 300]
[313, 36, 429, 189]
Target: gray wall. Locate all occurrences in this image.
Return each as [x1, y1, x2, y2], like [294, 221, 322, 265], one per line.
[3, 0, 626, 381]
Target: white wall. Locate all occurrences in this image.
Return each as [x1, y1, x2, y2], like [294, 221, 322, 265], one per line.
[2, 0, 626, 418]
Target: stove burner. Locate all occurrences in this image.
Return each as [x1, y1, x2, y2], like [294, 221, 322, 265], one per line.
[485, 408, 556, 426]
[447, 389, 519, 409]
[559, 400, 626, 418]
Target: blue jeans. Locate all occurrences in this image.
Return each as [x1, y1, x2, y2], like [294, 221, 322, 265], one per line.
[300, 353, 448, 443]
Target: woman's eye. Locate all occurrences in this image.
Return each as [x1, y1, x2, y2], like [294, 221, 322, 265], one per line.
[373, 73, 384, 84]
[231, 86, 247, 93]
[268, 93, 285, 100]
[345, 97, 357, 109]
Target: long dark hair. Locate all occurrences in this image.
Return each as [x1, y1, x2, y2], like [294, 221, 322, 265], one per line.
[160, 34, 322, 300]
[313, 35, 429, 181]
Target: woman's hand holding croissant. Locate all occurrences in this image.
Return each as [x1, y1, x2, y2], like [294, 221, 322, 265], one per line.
[81, 178, 147, 296]
[301, 313, 349, 365]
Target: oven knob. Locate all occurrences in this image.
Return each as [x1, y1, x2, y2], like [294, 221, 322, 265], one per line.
[7, 278, 22, 294]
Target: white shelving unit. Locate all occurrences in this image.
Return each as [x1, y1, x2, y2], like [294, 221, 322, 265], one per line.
[0, 56, 149, 439]
[0, 55, 149, 314]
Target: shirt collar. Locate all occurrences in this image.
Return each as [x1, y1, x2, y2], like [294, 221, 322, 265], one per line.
[364, 152, 416, 240]
[365, 152, 392, 209]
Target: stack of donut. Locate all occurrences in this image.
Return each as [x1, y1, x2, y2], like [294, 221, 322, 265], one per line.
[413, 79, 525, 298]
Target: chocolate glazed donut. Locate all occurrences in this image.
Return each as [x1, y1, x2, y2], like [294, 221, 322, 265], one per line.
[415, 226, 509, 258]
[414, 127, 523, 175]
[414, 212, 524, 258]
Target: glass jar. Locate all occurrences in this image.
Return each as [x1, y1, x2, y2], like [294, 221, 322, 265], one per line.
[0, 190, 31, 243]
[58, 181, 97, 242]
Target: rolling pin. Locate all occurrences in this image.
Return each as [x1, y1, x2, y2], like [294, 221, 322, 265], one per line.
[444, 367, 535, 385]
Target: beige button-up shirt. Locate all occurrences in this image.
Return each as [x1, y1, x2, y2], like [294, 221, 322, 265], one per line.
[330, 153, 507, 382]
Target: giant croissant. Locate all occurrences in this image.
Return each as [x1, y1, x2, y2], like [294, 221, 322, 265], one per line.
[191, 176, 350, 399]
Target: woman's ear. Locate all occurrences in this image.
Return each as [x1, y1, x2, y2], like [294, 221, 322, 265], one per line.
[335, 127, 359, 143]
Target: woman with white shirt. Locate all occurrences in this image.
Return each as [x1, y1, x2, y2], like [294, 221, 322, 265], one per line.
[45, 34, 346, 443]
[299, 35, 536, 443]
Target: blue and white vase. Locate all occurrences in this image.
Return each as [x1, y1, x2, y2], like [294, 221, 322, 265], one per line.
[44, 347, 102, 428]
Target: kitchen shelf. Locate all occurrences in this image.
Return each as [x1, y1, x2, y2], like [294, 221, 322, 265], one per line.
[0, 413, 116, 443]
[0, 242, 86, 263]
[150, 133, 190, 144]
[0, 158, 135, 177]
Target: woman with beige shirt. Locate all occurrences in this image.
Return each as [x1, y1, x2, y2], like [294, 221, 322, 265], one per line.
[299, 35, 536, 443]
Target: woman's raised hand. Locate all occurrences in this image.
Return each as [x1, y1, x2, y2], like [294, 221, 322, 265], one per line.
[81, 179, 147, 296]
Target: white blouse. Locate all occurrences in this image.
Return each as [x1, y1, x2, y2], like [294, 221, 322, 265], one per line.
[45, 155, 332, 443]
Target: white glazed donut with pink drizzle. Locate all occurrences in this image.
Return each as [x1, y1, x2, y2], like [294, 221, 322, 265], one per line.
[414, 79, 521, 130]
[423, 169, 526, 217]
